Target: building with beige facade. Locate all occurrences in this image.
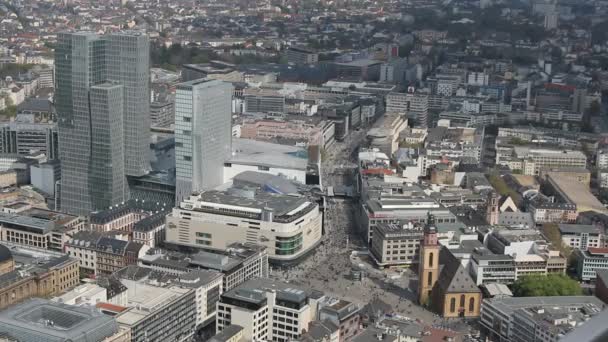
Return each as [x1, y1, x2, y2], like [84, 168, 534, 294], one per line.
[166, 187, 322, 263]
[370, 222, 423, 267]
[239, 117, 334, 149]
[0, 208, 84, 252]
[0, 244, 79, 310]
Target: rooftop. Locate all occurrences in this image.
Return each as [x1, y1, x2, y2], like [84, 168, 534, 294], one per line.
[483, 296, 605, 315]
[209, 325, 244, 342]
[548, 174, 608, 214]
[228, 138, 308, 171]
[116, 283, 191, 327]
[222, 277, 319, 307]
[558, 224, 602, 235]
[0, 298, 118, 341]
[140, 242, 266, 273]
[183, 188, 314, 222]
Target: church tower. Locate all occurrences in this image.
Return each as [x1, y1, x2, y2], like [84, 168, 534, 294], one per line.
[486, 192, 499, 225]
[418, 224, 440, 305]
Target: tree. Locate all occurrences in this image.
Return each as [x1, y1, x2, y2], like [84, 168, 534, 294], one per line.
[541, 223, 573, 259]
[0, 96, 16, 118]
[512, 274, 582, 297]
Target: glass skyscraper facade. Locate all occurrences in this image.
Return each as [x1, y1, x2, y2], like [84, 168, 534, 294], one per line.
[174, 79, 233, 204]
[55, 32, 150, 215]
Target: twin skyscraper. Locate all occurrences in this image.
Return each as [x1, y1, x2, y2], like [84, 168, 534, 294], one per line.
[55, 31, 234, 215]
[55, 32, 150, 215]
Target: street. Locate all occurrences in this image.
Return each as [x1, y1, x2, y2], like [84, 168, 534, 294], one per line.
[269, 127, 463, 327]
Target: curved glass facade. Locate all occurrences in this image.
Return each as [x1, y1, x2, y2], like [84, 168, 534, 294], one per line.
[275, 233, 303, 256]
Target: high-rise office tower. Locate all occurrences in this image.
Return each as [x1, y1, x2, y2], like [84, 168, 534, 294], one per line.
[55, 31, 150, 215]
[105, 33, 150, 176]
[175, 79, 233, 203]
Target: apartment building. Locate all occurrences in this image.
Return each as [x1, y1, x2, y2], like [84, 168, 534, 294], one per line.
[317, 299, 362, 342]
[65, 231, 102, 275]
[166, 187, 322, 263]
[527, 200, 578, 224]
[96, 238, 148, 275]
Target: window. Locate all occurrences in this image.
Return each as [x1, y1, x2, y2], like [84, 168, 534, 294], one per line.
[427, 272, 433, 286]
[258, 166, 270, 171]
[469, 297, 475, 312]
[450, 298, 456, 313]
[429, 252, 434, 267]
[460, 295, 465, 308]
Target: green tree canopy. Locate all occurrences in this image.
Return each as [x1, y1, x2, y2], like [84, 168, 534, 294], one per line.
[512, 274, 582, 297]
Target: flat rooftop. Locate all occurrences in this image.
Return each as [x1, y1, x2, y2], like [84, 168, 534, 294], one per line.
[484, 296, 604, 315]
[196, 189, 311, 218]
[0, 298, 117, 341]
[228, 138, 308, 171]
[548, 174, 608, 214]
[116, 283, 191, 326]
[558, 224, 602, 235]
[222, 278, 317, 306]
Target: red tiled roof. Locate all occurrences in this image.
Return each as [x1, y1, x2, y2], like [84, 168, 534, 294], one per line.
[96, 302, 128, 313]
[587, 247, 608, 255]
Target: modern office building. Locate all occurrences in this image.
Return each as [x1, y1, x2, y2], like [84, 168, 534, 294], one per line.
[55, 31, 150, 215]
[359, 189, 458, 245]
[0, 121, 58, 159]
[370, 222, 424, 267]
[89, 82, 127, 209]
[575, 247, 608, 281]
[286, 47, 319, 65]
[115, 283, 196, 342]
[385, 91, 429, 127]
[174, 79, 233, 203]
[216, 278, 356, 342]
[30, 159, 61, 197]
[166, 186, 322, 263]
[0, 298, 122, 342]
[244, 93, 286, 114]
